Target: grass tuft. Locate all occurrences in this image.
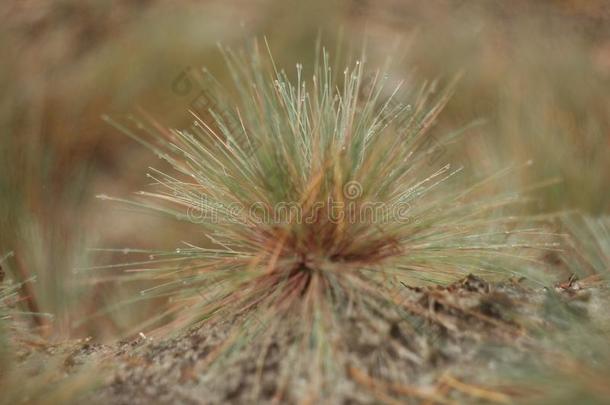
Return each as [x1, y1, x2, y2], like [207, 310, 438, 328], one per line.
[100, 42, 561, 396]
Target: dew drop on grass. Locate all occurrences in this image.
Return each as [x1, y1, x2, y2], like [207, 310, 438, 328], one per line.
[122, 248, 130, 255]
[175, 248, 181, 254]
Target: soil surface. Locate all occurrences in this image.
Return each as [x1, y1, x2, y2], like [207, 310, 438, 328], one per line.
[38, 274, 596, 404]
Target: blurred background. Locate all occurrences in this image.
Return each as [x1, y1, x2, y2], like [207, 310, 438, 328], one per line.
[0, 0, 609, 341]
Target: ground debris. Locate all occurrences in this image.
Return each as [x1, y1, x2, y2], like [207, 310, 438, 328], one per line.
[81, 274, 596, 404]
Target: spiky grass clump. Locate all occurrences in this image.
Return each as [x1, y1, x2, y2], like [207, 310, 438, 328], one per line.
[0, 252, 53, 358]
[561, 215, 610, 280]
[100, 43, 557, 395]
[0, 252, 16, 368]
[1, 251, 99, 405]
[498, 215, 610, 404]
[0, 252, 36, 351]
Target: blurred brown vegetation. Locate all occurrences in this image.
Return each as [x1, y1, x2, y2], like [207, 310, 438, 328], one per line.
[0, 0, 609, 340]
